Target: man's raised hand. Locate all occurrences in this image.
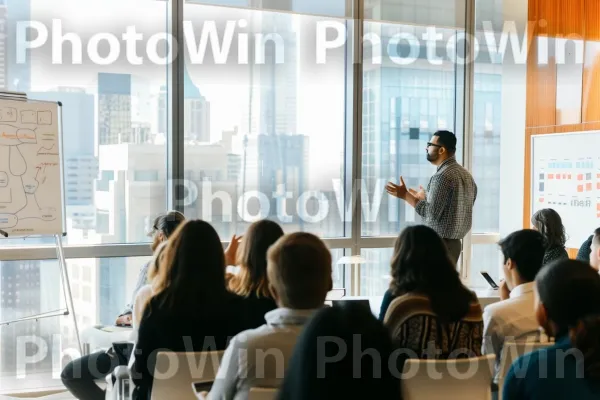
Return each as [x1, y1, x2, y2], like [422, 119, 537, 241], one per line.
[386, 176, 408, 200]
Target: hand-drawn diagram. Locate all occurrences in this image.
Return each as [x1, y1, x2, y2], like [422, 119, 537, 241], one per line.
[0, 102, 61, 236]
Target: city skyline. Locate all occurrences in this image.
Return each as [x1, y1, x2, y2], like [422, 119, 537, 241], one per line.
[0, 0, 503, 392]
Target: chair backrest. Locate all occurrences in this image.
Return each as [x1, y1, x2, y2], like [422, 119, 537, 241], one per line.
[401, 355, 496, 400]
[151, 351, 224, 400]
[248, 388, 278, 400]
[497, 340, 553, 398]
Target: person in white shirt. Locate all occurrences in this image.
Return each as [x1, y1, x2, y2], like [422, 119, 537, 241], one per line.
[482, 229, 546, 381]
[204, 232, 333, 400]
[589, 227, 600, 272]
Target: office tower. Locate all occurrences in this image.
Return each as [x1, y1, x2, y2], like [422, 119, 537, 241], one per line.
[32, 88, 98, 230]
[158, 69, 211, 142]
[0, 261, 43, 374]
[184, 69, 211, 142]
[98, 73, 133, 146]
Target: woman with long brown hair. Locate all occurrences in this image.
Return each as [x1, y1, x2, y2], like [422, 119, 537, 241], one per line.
[131, 220, 250, 400]
[226, 219, 284, 327]
[380, 225, 483, 360]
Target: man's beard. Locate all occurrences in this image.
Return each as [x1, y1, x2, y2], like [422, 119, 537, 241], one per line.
[426, 152, 438, 162]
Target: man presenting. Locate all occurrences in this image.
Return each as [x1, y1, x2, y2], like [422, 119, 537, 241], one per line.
[386, 130, 477, 264]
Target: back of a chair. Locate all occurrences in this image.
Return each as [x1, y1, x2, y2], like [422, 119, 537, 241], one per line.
[497, 340, 553, 398]
[248, 388, 278, 400]
[401, 355, 496, 400]
[151, 351, 224, 400]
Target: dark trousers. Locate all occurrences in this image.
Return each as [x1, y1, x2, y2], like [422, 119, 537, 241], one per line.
[61, 351, 121, 400]
[444, 238, 462, 265]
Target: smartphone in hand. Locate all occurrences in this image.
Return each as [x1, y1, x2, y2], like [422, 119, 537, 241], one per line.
[480, 271, 499, 290]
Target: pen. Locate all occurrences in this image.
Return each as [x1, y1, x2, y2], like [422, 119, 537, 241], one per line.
[0, 229, 8, 238]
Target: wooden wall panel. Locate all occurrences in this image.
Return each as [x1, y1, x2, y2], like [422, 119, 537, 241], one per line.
[585, 0, 600, 41]
[525, 0, 600, 256]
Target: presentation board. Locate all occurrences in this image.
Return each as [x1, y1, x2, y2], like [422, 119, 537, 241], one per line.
[0, 99, 64, 237]
[531, 131, 600, 249]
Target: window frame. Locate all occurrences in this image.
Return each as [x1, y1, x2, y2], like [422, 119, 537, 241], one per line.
[0, 0, 498, 295]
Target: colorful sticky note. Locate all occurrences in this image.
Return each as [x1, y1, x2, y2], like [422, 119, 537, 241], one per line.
[578, 185, 584, 192]
[549, 174, 554, 180]
[587, 183, 593, 191]
[578, 174, 584, 181]
[557, 175, 561, 180]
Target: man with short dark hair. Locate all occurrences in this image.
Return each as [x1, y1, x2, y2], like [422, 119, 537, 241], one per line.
[386, 130, 477, 264]
[482, 229, 546, 380]
[589, 227, 600, 271]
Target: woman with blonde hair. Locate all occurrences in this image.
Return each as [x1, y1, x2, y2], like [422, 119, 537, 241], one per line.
[226, 219, 284, 327]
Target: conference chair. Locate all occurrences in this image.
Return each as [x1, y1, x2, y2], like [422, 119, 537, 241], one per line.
[248, 388, 278, 400]
[105, 351, 224, 400]
[401, 355, 496, 400]
[497, 340, 553, 399]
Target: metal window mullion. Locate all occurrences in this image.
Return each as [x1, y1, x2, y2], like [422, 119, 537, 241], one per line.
[461, 0, 476, 282]
[168, 0, 185, 212]
[349, 0, 365, 296]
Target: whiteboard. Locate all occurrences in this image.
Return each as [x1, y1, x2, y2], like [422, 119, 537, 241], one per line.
[0, 100, 65, 237]
[531, 131, 600, 248]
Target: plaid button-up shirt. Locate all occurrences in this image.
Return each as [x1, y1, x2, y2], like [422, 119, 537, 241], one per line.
[415, 156, 477, 240]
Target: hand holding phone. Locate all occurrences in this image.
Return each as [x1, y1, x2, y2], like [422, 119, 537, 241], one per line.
[480, 271, 499, 290]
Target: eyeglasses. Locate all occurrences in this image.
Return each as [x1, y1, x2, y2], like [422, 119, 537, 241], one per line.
[427, 142, 443, 148]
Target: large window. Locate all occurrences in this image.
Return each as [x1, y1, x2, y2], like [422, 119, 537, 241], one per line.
[0, 0, 510, 394]
[5, 0, 169, 246]
[182, 2, 348, 239]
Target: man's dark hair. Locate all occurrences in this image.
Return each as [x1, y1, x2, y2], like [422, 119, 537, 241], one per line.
[498, 229, 545, 282]
[433, 130, 457, 154]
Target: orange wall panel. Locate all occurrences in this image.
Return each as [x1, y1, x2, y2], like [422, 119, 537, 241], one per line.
[525, 0, 600, 256]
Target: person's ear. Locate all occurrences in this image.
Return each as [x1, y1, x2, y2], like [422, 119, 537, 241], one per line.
[506, 258, 515, 271]
[269, 283, 279, 302]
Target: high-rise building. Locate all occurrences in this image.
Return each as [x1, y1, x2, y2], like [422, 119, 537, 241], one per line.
[31, 88, 98, 230]
[159, 69, 211, 142]
[243, 5, 297, 137]
[360, 24, 502, 293]
[0, 261, 42, 374]
[98, 73, 132, 146]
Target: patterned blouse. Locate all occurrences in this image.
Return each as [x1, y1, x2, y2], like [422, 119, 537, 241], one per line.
[384, 293, 483, 360]
[543, 245, 569, 266]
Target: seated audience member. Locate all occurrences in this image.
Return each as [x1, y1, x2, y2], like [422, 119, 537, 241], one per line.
[131, 241, 168, 335]
[531, 208, 568, 266]
[116, 210, 185, 326]
[225, 219, 284, 328]
[278, 302, 401, 400]
[576, 234, 593, 263]
[503, 259, 600, 399]
[588, 228, 600, 271]
[62, 213, 183, 400]
[482, 230, 545, 380]
[381, 225, 483, 359]
[205, 232, 333, 400]
[131, 220, 251, 400]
